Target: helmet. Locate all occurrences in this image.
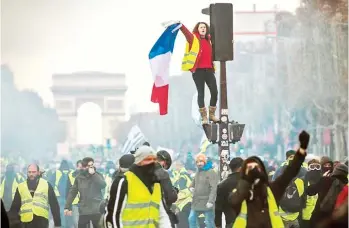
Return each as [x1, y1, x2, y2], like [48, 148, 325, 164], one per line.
[157, 150, 172, 169]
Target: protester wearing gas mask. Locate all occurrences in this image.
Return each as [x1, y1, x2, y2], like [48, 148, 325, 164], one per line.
[64, 157, 106, 227]
[229, 130, 310, 228]
[155, 150, 179, 228]
[104, 146, 163, 228]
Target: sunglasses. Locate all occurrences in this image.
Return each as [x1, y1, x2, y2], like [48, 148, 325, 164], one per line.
[308, 163, 321, 171]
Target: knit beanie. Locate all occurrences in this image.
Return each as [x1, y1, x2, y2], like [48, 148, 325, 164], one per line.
[119, 154, 135, 169]
[134, 146, 156, 164]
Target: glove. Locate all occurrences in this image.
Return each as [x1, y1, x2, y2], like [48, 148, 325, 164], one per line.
[244, 167, 261, 184]
[161, 20, 181, 28]
[189, 187, 194, 192]
[298, 130, 310, 150]
[206, 202, 213, 208]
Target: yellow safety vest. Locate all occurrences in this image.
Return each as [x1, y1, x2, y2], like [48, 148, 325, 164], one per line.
[0, 174, 25, 199]
[171, 170, 180, 184]
[279, 178, 304, 222]
[233, 187, 284, 228]
[269, 171, 275, 177]
[68, 172, 79, 205]
[181, 36, 200, 71]
[54, 170, 70, 197]
[122, 171, 161, 228]
[174, 188, 192, 211]
[18, 178, 49, 222]
[302, 182, 318, 220]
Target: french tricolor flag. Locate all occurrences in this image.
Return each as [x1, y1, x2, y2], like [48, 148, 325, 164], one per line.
[149, 23, 181, 115]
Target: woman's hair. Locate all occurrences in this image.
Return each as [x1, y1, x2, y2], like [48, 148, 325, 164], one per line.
[192, 22, 210, 38]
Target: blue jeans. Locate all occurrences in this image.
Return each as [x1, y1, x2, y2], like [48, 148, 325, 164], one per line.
[188, 209, 215, 228]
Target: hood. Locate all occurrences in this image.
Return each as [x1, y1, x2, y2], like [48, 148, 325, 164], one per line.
[200, 160, 213, 171]
[59, 160, 70, 170]
[241, 156, 268, 180]
[332, 164, 348, 178]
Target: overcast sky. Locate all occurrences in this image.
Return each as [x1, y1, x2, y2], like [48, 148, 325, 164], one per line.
[1, 0, 299, 112]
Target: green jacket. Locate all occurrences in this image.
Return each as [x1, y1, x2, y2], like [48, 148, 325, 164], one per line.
[65, 171, 106, 215]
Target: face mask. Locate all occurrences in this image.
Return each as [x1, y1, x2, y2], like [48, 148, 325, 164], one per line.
[141, 163, 156, 175]
[88, 167, 95, 175]
[109, 169, 115, 175]
[322, 166, 333, 174]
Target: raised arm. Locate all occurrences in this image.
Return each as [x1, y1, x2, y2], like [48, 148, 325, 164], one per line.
[179, 24, 194, 47]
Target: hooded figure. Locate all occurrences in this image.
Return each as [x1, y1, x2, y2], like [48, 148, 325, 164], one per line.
[307, 163, 348, 227]
[229, 130, 309, 228]
[321, 156, 333, 174]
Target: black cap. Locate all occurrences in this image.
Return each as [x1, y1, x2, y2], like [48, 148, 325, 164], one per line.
[119, 154, 135, 169]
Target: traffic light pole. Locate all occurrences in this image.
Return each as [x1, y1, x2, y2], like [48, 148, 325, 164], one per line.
[202, 4, 245, 180]
[218, 61, 231, 180]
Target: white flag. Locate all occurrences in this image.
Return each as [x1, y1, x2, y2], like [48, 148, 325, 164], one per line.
[121, 125, 146, 154]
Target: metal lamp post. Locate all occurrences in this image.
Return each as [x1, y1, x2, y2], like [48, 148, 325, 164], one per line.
[202, 4, 245, 180]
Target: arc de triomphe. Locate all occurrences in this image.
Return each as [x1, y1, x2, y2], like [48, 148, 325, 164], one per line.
[51, 72, 127, 145]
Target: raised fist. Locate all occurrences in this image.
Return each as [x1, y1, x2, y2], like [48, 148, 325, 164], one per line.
[299, 130, 310, 150]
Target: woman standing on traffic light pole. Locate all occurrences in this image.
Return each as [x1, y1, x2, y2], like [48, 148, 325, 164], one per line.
[167, 21, 219, 124]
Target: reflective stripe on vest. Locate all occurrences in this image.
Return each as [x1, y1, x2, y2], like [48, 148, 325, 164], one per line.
[54, 170, 70, 197]
[175, 188, 192, 211]
[122, 171, 161, 228]
[302, 182, 318, 220]
[68, 172, 79, 205]
[18, 178, 49, 222]
[171, 171, 180, 184]
[54, 170, 62, 196]
[233, 187, 284, 228]
[181, 36, 200, 71]
[0, 174, 24, 200]
[279, 178, 305, 221]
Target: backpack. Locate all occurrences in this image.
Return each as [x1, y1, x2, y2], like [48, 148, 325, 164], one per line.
[279, 178, 304, 213]
[320, 179, 345, 213]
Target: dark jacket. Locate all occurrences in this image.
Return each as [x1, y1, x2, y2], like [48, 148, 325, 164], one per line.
[9, 178, 61, 226]
[229, 150, 305, 228]
[65, 171, 106, 215]
[154, 163, 178, 206]
[215, 172, 240, 227]
[154, 163, 179, 226]
[1, 199, 10, 228]
[307, 175, 348, 227]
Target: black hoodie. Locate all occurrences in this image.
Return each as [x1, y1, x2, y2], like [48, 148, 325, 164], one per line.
[229, 150, 305, 228]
